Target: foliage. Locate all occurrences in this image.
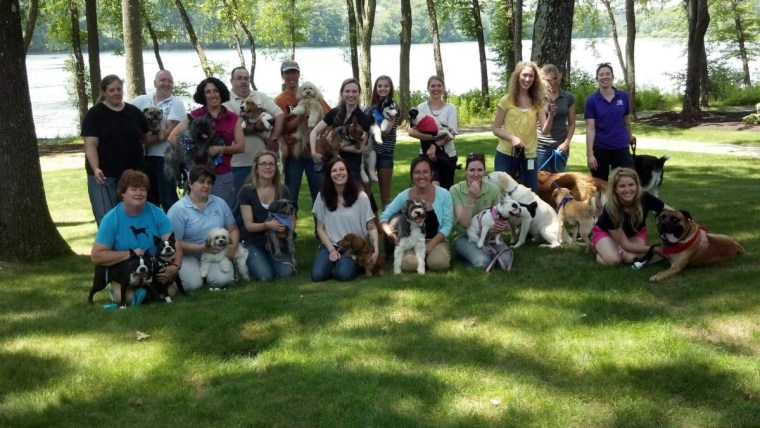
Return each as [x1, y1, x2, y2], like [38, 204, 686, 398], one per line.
[487, 0, 515, 85]
[63, 56, 90, 111]
[742, 113, 760, 125]
[634, 85, 682, 111]
[566, 68, 598, 115]
[721, 84, 760, 107]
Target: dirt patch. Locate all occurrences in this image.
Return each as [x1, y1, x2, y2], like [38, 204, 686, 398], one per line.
[638, 110, 759, 132]
[38, 143, 84, 156]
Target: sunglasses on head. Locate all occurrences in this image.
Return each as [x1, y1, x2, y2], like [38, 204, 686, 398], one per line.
[466, 152, 485, 162]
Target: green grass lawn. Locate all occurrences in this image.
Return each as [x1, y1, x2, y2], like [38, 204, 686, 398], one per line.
[2, 135, 759, 426]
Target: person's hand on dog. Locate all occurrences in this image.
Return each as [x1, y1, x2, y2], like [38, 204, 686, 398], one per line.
[329, 248, 341, 262]
[265, 138, 278, 152]
[387, 231, 399, 246]
[155, 265, 179, 282]
[369, 251, 378, 266]
[209, 146, 223, 157]
[132, 248, 145, 256]
[311, 152, 324, 164]
[266, 219, 286, 233]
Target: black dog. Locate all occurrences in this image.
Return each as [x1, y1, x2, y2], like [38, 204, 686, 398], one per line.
[149, 234, 186, 303]
[634, 154, 670, 197]
[88, 250, 153, 308]
[164, 114, 225, 187]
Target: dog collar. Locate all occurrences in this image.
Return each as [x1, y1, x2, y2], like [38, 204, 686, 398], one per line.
[662, 225, 708, 255]
[557, 195, 573, 211]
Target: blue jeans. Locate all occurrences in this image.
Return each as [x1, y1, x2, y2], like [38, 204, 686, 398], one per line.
[244, 242, 296, 281]
[145, 156, 179, 212]
[452, 236, 512, 269]
[494, 151, 538, 193]
[87, 175, 119, 226]
[211, 172, 236, 209]
[536, 146, 568, 173]
[284, 155, 322, 213]
[311, 245, 359, 282]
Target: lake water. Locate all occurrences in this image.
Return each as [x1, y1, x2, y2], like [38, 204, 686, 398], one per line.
[26, 39, 757, 138]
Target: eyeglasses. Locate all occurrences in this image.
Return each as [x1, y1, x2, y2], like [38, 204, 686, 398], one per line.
[466, 152, 485, 162]
[258, 162, 276, 168]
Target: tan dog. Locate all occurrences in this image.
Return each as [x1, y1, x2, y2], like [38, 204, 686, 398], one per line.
[538, 170, 607, 215]
[143, 107, 163, 134]
[240, 96, 275, 138]
[649, 209, 745, 282]
[552, 188, 595, 253]
[337, 233, 386, 277]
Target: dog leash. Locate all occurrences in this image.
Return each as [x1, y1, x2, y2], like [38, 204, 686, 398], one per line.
[484, 245, 512, 273]
[538, 149, 567, 171]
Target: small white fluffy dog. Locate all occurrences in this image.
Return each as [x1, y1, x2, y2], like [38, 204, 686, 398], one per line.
[200, 227, 250, 282]
[486, 171, 567, 248]
[466, 202, 512, 248]
[291, 81, 326, 138]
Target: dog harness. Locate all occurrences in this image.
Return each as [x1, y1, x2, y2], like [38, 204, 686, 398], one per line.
[475, 207, 510, 233]
[662, 225, 708, 255]
[557, 194, 573, 211]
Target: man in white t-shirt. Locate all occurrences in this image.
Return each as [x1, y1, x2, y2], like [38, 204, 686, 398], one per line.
[131, 70, 186, 212]
[223, 66, 285, 198]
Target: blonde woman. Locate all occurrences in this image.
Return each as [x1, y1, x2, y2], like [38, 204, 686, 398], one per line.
[492, 61, 555, 192]
[537, 64, 576, 172]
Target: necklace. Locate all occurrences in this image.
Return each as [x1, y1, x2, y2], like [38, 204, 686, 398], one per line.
[427, 101, 443, 117]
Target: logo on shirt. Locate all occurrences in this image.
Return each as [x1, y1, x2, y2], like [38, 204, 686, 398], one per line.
[130, 225, 148, 238]
[616, 99, 624, 106]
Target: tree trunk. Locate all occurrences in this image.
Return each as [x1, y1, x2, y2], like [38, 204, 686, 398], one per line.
[399, 0, 411, 124]
[730, 0, 751, 86]
[122, 0, 145, 98]
[505, 0, 516, 73]
[0, 0, 73, 262]
[289, 0, 296, 60]
[355, 0, 376, 107]
[426, 0, 444, 79]
[699, 44, 709, 107]
[625, 0, 636, 120]
[683, 0, 709, 114]
[346, 0, 360, 80]
[231, 0, 257, 90]
[86, 0, 101, 103]
[531, 0, 574, 84]
[514, 0, 523, 63]
[471, 0, 489, 108]
[69, 0, 88, 125]
[601, 0, 627, 77]
[22, 0, 39, 54]
[175, 0, 213, 77]
[144, 16, 165, 71]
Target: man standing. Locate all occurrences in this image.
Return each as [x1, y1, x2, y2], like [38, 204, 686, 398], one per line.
[223, 66, 285, 196]
[131, 70, 186, 212]
[275, 60, 330, 216]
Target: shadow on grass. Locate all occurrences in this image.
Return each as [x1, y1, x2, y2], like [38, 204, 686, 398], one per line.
[0, 351, 71, 399]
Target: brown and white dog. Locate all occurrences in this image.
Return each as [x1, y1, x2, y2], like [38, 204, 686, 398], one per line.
[337, 233, 386, 277]
[649, 209, 744, 282]
[240, 96, 275, 139]
[552, 188, 595, 253]
[143, 107, 163, 135]
[314, 117, 365, 165]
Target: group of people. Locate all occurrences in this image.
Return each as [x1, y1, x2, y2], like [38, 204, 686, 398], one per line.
[86, 58, 663, 300]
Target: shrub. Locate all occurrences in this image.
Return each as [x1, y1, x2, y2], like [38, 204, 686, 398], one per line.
[567, 68, 597, 114]
[742, 113, 760, 125]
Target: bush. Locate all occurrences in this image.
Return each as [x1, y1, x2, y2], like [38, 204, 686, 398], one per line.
[634, 85, 681, 111]
[723, 84, 760, 106]
[743, 113, 760, 125]
[567, 68, 597, 114]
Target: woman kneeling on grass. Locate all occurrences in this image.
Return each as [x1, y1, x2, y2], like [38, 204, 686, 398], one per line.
[379, 156, 453, 272]
[312, 157, 379, 282]
[593, 167, 670, 265]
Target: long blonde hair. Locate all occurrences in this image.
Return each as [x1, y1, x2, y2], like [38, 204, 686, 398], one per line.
[605, 167, 644, 229]
[244, 150, 282, 195]
[507, 61, 547, 110]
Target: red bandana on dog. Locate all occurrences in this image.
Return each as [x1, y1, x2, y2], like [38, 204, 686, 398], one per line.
[662, 225, 708, 255]
[416, 115, 440, 134]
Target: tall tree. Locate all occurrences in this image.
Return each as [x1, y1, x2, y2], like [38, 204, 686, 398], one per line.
[514, 0, 523, 63]
[0, 0, 73, 262]
[346, 0, 360, 79]
[531, 0, 574, 87]
[709, 0, 757, 86]
[683, 0, 709, 114]
[175, 0, 214, 76]
[489, 0, 517, 81]
[86, 0, 101, 103]
[122, 0, 145, 98]
[22, 0, 39, 53]
[228, 0, 258, 89]
[69, 0, 88, 124]
[470, 0, 489, 107]
[352, 0, 376, 106]
[425, 0, 444, 79]
[399, 0, 411, 123]
[253, 0, 310, 61]
[144, 15, 165, 70]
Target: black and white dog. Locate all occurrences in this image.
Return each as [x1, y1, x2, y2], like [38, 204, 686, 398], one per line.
[150, 233, 186, 303]
[391, 199, 428, 275]
[363, 99, 398, 183]
[164, 114, 225, 187]
[88, 250, 152, 309]
[265, 199, 296, 261]
[634, 154, 670, 197]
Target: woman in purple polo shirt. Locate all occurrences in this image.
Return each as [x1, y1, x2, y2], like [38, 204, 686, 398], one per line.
[584, 63, 635, 181]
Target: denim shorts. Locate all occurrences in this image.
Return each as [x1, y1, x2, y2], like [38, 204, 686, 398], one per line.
[375, 151, 394, 169]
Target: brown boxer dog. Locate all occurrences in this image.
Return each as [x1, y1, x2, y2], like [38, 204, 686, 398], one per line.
[649, 209, 745, 282]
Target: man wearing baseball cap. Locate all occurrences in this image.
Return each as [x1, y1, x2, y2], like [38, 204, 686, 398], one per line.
[275, 60, 330, 220]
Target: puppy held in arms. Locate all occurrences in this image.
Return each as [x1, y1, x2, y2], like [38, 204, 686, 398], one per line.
[290, 81, 326, 156]
[240, 96, 275, 138]
[164, 114, 224, 187]
[200, 227, 250, 287]
[648, 209, 744, 282]
[143, 107, 163, 135]
[467, 201, 512, 249]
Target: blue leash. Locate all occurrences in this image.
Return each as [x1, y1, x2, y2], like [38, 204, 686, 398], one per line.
[538, 149, 567, 171]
